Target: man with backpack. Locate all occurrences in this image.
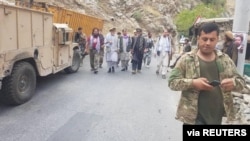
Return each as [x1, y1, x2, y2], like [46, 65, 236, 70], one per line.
[75, 27, 87, 65]
[154, 29, 175, 79]
[143, 31, 154, 68]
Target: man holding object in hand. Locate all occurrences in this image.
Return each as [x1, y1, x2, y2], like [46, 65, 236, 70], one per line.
[168, 22, 246, 125]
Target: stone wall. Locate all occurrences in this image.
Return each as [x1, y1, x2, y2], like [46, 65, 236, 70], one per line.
[232, 91, 250, 124]
[223, 76, 250, 125]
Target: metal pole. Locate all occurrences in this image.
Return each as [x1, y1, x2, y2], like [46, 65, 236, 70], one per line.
[233, 0, 250, 75]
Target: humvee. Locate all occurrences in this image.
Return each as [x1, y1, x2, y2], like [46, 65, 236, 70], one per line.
[0, 3, 81, 105]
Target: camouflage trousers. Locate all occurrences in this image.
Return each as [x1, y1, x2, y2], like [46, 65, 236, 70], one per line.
[99, 47, 104, 67]
[89, 49, 99, 70]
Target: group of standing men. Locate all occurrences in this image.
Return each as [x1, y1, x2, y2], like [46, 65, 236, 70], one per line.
[74, 26, 175, 79]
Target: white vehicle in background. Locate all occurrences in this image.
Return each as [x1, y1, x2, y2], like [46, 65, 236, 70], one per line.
[179, 36, 186, 45]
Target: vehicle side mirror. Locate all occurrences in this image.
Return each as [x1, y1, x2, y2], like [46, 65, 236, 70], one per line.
[58, 28, 72, 45]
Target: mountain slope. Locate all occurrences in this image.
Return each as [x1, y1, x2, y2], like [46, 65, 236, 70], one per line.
[4, 0, 235, 37]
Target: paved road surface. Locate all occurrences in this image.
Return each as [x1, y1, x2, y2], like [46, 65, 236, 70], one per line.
[0, 56, 182, 141]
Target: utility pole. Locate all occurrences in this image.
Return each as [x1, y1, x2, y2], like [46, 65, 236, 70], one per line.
[233, 0, 250, 75]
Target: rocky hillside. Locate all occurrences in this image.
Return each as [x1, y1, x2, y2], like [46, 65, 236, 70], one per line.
[62, 0, 202, 35]
[2, 0, 235, 37]
[58, 0, 235, 35]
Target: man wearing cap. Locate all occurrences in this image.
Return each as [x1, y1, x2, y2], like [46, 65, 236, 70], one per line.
[105, 27, 119, 73]
[222, 31, 238, 66]
[131, 28, 146, 74]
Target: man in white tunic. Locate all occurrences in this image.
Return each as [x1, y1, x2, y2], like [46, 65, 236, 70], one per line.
[154, 29, 175, 79]
[105, 28, 119, 73]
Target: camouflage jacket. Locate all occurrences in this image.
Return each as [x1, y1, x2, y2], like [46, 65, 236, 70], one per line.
[168, 48, 245, 124]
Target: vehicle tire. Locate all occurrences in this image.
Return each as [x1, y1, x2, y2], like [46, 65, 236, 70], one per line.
[64, 49, 81, 73]
[0, 62, 36, 105]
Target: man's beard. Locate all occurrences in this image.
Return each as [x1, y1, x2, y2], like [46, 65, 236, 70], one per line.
[235, 42, 241, 46]
[200, 47, 213, 56]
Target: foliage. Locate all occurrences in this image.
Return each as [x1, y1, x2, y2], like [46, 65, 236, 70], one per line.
[133, 11, 143, 22]
[201, 0, 226, 7]
[174, 4, 225, 34]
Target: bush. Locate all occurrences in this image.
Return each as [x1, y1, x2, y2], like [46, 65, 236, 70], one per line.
[133, 11, 143, 22]
[201, 0, 226, 7]
[174, 4, 225, 34]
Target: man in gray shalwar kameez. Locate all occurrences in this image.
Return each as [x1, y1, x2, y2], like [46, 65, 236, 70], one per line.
[119, 29, 131, 71]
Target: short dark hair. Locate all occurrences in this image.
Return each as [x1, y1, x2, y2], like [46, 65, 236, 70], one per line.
[198, 22, 219, 36]
[78, 27, 82, 30]
[235, 34, 243, 41]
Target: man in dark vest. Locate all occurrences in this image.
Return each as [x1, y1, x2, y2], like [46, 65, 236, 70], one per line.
[130, 28, 146, 74]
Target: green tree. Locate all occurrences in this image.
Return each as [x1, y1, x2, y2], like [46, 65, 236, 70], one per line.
[133, 11, 143, 22]
[174, 4, 224, 34]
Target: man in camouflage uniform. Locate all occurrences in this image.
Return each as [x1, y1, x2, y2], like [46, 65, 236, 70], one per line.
[168, 23, 245, 125]
[75, 27, 87, 65]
